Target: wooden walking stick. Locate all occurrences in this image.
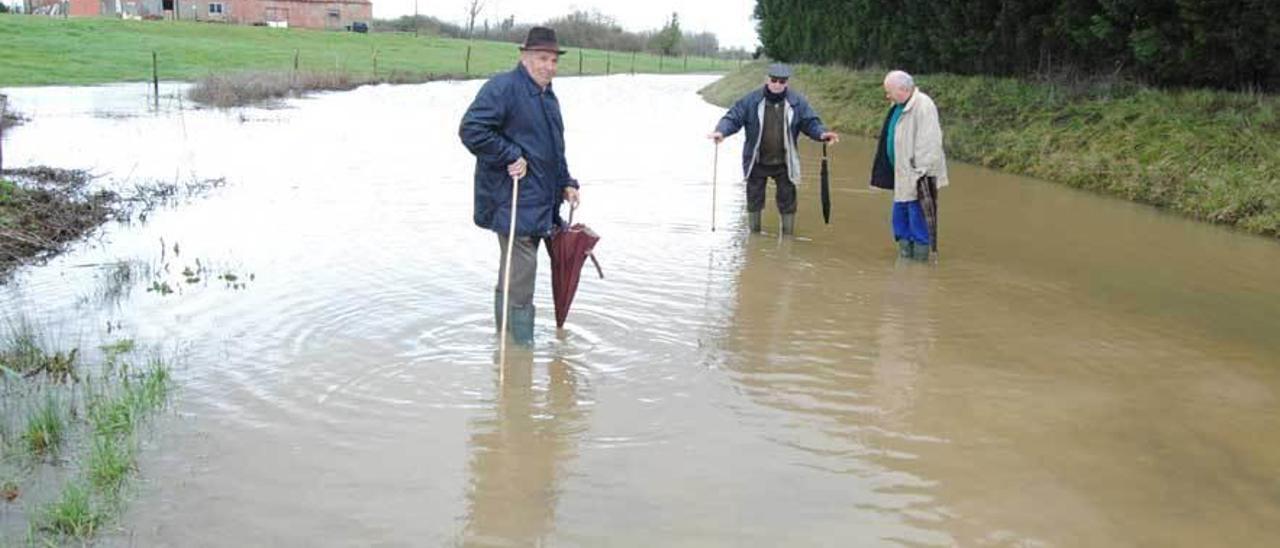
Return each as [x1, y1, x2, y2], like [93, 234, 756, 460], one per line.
[499, 174, 521, 369]
[711, 142, 719, 232]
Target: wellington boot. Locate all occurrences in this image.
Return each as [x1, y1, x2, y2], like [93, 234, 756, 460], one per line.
[897, 239, 913, 258]
[780, 213, 796, 235]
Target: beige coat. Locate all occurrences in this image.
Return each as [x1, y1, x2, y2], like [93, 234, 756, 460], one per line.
[891, 90, 949, 202]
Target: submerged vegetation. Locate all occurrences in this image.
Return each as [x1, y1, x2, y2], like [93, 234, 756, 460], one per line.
[187, 70, 463, 108]
[0, 323, 175, 543]
[0, 167, 226, 281]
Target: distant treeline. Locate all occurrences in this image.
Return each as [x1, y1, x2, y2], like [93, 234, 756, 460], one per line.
[754, 0, 1279, 91]
[374, 10, 754, 60]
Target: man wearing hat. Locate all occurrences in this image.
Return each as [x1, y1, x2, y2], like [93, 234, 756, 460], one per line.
[709, 63, 838, 235]
[459, 26, 580, 344]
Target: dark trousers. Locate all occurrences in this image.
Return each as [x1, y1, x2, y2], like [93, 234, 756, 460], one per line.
[495, 234, 540, 308]
[746, 163, 796, 214]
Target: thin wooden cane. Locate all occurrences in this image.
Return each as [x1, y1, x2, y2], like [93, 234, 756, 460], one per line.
[711, 143, 719, 231]
[498, 175, 521, 371]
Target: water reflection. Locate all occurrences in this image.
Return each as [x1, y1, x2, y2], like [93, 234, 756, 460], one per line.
[462, 353, 587, 547]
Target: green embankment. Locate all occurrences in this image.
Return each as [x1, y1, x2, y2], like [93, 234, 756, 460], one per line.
[0, 15, 734, 86]
[701, 63, 1280, 237]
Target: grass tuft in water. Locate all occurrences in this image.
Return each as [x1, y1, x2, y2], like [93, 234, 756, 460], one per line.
[40, 482, 103, 539]
[87, 435, 134, 494]
[23, 393, 65, 455]
[0, 320, 79, 382]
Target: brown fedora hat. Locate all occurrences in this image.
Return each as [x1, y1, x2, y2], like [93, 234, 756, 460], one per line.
[520, 26, 567, 54]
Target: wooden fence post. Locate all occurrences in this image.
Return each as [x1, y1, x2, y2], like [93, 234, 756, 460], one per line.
[152, 51, 159, 109]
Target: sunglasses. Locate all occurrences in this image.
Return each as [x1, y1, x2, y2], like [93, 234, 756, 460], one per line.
[769, 77, 789, 84]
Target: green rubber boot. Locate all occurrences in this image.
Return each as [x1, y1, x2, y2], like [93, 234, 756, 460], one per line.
[509, 304, 535, 345]
[748, 211, 762, 233]
[780, 213, 796, 236]
[897, 239, 913, 258]
[911, 243, 932, 262]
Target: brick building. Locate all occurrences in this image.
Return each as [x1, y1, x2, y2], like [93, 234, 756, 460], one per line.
[27, 0, 371, 31]
[202, 0, 371, 30]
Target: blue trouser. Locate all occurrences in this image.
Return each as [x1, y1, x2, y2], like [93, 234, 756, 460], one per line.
[892, 200, 930, 245]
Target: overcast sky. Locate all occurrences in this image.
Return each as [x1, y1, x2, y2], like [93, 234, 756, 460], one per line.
[372, 0, 760, 50]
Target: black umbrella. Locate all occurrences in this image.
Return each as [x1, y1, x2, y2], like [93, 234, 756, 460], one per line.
[917, 175, 939, 252]
[820, 142, 832, 224]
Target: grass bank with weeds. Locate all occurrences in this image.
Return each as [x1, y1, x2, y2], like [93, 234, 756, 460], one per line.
[701, 64, 1280, 237]
[1, 323, 174, 544]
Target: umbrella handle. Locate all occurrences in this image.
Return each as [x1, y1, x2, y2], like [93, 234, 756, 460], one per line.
[587, 252, 604, 279]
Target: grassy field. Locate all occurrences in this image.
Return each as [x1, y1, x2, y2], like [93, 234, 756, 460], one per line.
[0, 14, 738, 87]
[703, 64, 1280, 237]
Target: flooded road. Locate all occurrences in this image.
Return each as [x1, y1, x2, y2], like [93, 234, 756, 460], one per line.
[1, 75, 1278, 546]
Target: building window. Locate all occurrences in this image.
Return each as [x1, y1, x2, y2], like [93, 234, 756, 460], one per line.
[208, 3, 223, 14]
[328, 9, 339, 19]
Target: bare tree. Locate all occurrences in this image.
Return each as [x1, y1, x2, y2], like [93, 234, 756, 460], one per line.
[465, 0, 485, 39]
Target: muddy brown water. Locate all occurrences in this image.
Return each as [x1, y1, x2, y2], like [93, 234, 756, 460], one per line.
[0, 76, 1277, 546]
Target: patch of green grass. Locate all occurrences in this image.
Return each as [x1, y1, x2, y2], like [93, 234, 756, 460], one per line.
[0, 325, 177, 544]
[40, 482, 103, 539]
[702, 63, 1280, 238]
[87, 435, 134, 494]
[0, 178, 17, 206]
[88, 356, 172, 438]
[23, 393, 65, 455]
[0, 15, 734, 87]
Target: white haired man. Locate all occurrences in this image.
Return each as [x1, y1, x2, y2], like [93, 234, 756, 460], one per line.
[869, 70, 949, 261]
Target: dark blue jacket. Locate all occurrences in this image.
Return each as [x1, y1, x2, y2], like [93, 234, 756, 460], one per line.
[715, 87, 827, 181]
[460, 63, 578, 237]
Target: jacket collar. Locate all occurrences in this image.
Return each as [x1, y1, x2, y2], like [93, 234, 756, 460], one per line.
[902, 89, 920, 112]
[757, 87, 797, 108]
[515, 62, 552, 96]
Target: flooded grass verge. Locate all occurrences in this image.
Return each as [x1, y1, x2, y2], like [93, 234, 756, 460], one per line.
[702, 63, 1280, 238]
[0, 167, 225, 282]
[1, 324, 174, 544]
[188, 70, 466, 108]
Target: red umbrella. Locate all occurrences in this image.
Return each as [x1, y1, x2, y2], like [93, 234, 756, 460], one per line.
[546, 210, 603, 328]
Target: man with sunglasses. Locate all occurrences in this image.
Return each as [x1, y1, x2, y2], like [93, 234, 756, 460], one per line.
[709, 64, 838, 235]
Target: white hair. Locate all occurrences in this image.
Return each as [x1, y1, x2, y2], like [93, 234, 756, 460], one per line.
[884, 70, 915, 90]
